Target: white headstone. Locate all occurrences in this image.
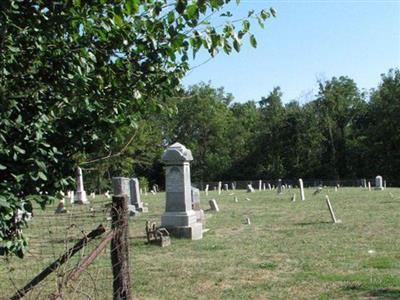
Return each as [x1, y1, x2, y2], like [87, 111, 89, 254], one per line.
[268, 183, 272, 190]
[69, 191, 74, 204]
[74, 167, 88, 204]
[246, 184, 255, 193]
[325, 195, 341, 224]
[299, 178, 305, 201]
[218, 181, 222, 195]
[258, 180, 262, 191]
[223, 184, 229, 191]
[205, 184, 209, 196]
[375, 175, 384, 190]
[368, 181, 371, 191]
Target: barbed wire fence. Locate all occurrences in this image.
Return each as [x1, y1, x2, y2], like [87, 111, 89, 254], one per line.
[0, 195, 132, 300]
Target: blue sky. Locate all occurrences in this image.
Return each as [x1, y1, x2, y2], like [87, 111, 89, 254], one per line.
[182, 0, 400, 103]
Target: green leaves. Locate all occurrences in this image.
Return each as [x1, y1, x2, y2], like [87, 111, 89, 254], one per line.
[0, 0, 273, 257]
[250, 34, 257, 48]
[125, 0, 140, 15]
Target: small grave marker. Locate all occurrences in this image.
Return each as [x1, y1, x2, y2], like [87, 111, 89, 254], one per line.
[209, 199, 219, 212]
[299, 178, 305, 201]
[325, 195, 341, 224]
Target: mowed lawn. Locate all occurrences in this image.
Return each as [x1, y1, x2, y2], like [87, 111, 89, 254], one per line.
[1, 187, 400, 299]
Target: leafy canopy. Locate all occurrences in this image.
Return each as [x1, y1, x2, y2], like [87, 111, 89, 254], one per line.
[0, 0, 275, 256]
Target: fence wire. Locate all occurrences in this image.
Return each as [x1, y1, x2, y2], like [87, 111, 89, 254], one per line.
[0, 196, 131, 300]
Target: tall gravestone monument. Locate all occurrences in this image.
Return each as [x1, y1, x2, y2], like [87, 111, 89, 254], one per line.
[74, 167, 88, 204]
[161, 143, 203, 240]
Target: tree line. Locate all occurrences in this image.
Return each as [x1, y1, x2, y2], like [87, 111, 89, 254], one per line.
[84, 69, 400, 190]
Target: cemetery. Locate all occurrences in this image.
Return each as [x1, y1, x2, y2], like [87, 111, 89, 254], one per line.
[1, 142, 399, 299]
[1, 1, 399, 299]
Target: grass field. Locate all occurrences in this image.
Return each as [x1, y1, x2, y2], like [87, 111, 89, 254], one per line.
[1, 187, 400, 299]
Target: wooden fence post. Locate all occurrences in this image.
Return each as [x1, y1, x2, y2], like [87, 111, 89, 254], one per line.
[111, 195, 132, 300]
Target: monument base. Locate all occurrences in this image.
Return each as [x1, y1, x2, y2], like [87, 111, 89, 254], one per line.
[164, 222, 203, 240]
[74, 191, 88, 204]
[137, 206, 148, 213]
[161, 211, 197, 227]
[128, 205, 140, 217]
[194, 209, 205, 226]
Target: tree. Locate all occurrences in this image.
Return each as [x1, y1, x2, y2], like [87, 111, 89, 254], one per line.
[367, 69, 400, 183]
[315, 77, 363, 179]
[165, 83, 234, 182]
[0, 0, 275, 256]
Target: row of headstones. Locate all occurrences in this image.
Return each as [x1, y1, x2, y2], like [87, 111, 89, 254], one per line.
[203, 180, 294, 195]
[361, 176, 386, 191]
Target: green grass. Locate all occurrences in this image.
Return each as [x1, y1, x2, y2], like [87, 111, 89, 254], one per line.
[1, 187, 400, 299]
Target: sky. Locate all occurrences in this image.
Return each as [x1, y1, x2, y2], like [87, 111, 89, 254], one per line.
[182, 0, 400, 104]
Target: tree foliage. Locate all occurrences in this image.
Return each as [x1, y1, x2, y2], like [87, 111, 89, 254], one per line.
[0, 0, 274, 256]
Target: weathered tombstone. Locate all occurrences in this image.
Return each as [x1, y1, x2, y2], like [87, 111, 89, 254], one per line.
[325, 195, 341, 224]
[191, 187, 205, 225]
[277, 179, 283, 194]
[268, 183, 272, 190]
[90, 192, 96, 199]
[112, 177, 130, 197]
[246, 184, 255, 193]
[299, 178, 305, 201]
[368, 181, 371, 191]
[231, 182, 236, 190]
[245, 217, 251, 225]
[263, 183, 266, 191]
[361, 178, 367, 188]
[55, 198, 68, 214]
[209, 199, 219, 212]
[218, 181, 222, 195]
[258, 180, 262, 191]
[130, 178, 148, 212]
[112, 177, 140, 215]
[160, 143, 203, 240]
[384, 180, 387, 189]
[205, 184, 209, 196]
[234, 196, 238, 202]
[69, 191, 74, 204]
[74, 167, 88, 204]
[313, 186, 323, 195]
[334, 186, 338, 192]
[223, 184, 229, 191]
[375, 175, 384, 190]
[291, 194, 296, 202]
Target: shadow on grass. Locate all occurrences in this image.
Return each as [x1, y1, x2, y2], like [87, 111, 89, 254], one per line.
[294, 221, 332, 226]
[344, 285, 400, 299]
